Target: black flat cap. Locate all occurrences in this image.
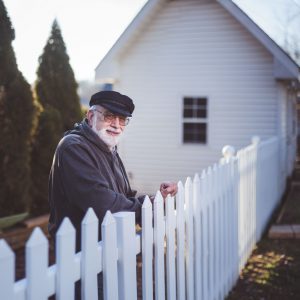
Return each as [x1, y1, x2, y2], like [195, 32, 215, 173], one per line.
[89, 91, 135, 117]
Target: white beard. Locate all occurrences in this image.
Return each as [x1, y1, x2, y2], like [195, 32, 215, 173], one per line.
[91, 118, 123, 150]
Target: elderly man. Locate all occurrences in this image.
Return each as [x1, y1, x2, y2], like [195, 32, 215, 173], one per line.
[48, 90, 177, 251]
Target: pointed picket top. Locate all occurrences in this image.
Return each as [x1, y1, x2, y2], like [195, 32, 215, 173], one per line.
[207, 165, 212, 174]
[0, 239, 14, 260]
[185, 176, 192, 188]
[26, 227, 48, 248]
[177, 180, 184, 191]
[102, 210, 115, 226]
[193, 173, 200, 183]
[82, 207, 98, 225]
[154, 190, 163, 203]
[142, 195, 152, 209]
[57, 217, 75, 236]
[201, 169, 206, 179]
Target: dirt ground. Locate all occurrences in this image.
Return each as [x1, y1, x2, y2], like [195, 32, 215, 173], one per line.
[226, 239, 300, 300]
[227, 167, 300, 300]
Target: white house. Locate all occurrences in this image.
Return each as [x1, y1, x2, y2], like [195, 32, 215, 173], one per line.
[95, 0, 300, 195]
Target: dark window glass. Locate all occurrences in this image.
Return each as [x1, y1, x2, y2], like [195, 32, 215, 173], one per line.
[195, 98, 207, 105]
[196, 109, 207, 118]
[183, 123, 206, 143]
[183, 108, 193, 118]
[184, 97, 194, 105]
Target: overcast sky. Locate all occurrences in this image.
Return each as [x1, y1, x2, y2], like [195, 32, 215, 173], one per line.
[3, 0, 300, 84]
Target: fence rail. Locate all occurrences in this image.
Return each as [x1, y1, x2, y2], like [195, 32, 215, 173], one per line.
[0, 136, 283, 300]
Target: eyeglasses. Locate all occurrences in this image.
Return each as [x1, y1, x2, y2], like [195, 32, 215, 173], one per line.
[93, 109, 131, 126]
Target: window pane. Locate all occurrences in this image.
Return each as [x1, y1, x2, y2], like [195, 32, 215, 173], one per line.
[183, 108, 194, 118]
[195, 98, 207, 106]
[184, 97, 193, 106]
[196, 109, 207, 118]
[183, 123, 206, 143]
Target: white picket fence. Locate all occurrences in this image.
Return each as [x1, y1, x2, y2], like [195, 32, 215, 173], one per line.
[0, 136, 283, 300]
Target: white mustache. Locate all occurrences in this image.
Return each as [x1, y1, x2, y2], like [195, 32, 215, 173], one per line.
[106, 128, 122, 134]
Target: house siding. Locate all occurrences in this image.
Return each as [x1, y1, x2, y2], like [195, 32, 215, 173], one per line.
[101, 0, 281, 194]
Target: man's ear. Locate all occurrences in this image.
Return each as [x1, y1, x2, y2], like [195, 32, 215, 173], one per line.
[87, 110, 94, 127]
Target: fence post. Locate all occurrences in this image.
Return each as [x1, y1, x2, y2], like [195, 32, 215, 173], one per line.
[221, 145, 236, 163]
[185, 177, 194, 300]
[26, 227, 50, 300]
[81, 208, 100, 300]
[154, 191, 165, 300]
[193, 173, 202, 300]
[200, 170, 209, 300]
[102, 211, 118, 300]
[166, 195, 176, 300]
[114, 211, 137, 300]
[142, 196, 153, 300]
[0, 240, 14, 300]
[176, 181, 186, 300]
[56, 217, 76, 300]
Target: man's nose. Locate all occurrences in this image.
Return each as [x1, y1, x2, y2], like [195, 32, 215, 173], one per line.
[111, 116, 121, 127]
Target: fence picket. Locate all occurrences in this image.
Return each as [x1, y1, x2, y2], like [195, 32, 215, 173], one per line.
[102, 211, 118, 300]
[154, 191, 165, 300]
[26, 227, 50, 300]
[207, 166, 213, 300]
[166, 195, 176, 300]
[176, 181, 186, 300]
[200, 170, 209, 300]
[114, 211, 137, 300]
[56, 218, 76, 300]
[81, 208, 100, 300]
[193, 173, 202, 299]
[185, 177, 194, 300]
[0, 240, 14, 300]
[142, 196, 153, 300]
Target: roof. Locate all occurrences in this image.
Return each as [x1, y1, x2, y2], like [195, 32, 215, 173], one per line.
[95, 0, 300, 80]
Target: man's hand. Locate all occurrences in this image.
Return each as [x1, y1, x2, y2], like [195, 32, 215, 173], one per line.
[160, 182, 178, 200]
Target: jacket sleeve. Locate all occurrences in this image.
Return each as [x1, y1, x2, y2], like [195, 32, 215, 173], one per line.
[59, 142, 142, 224]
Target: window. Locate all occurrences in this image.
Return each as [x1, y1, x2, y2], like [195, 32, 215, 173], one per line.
[183, 97, 208, 144]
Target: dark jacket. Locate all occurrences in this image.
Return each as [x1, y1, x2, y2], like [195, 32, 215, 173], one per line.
[48, 119, 143, 250]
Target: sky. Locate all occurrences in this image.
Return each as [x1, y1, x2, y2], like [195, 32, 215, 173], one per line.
[3, 0, 300, 85]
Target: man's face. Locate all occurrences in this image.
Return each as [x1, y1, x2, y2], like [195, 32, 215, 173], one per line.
[88, 106, 127, 149]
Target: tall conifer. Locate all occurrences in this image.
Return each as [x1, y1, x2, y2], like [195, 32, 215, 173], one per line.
[36, 20, 82, 130]
[0, 0, 37, 216]
[30, 20, 82, 215]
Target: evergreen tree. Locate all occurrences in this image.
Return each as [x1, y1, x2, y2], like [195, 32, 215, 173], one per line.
[30, 20, 82, 215]
[0, 0, 37, 217]
[36, 20, 82, 130]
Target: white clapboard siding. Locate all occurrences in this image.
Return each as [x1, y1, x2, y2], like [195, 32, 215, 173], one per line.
[0, 136, 285, 300]
[108, 0, 281, 194]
